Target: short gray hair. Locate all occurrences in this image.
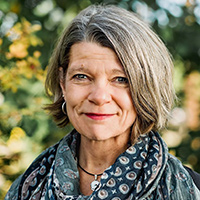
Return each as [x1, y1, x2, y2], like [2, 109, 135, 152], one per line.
[45, 4, 176, 143]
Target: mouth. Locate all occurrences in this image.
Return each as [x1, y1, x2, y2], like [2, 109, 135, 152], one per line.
[84, 113, 115, 120]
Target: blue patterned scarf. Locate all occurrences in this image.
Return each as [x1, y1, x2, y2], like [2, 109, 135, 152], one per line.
[5, 130, 200, 200]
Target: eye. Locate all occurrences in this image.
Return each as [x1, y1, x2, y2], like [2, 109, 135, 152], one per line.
[72, 74, 88, 80]
[115, 77, 128, 84]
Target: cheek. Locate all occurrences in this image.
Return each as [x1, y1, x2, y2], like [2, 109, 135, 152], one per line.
[64, 84, 76, 110]
[65, 85, 88, 110]
[118, 92, 137, 122]
[116, 90, 134, 111]
[65, 91, 79, 123]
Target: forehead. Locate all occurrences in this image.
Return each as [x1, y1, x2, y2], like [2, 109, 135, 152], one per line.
[68, 42, 121, 65]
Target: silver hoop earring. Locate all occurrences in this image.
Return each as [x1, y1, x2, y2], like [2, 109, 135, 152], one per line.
[62, 101, 67, 115]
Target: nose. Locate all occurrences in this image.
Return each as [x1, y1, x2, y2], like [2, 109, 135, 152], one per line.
[88, 83, 112, 106]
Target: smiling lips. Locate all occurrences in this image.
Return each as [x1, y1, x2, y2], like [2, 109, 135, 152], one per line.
[85, 113, 115, 120]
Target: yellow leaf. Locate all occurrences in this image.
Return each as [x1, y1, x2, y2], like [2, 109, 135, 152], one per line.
[7, 127, 26, 153]
[29, 35, 43, 46]
[7, 22, 22, 39]
[33, 51, 41, 58]
[10, 127, 26, 140]
[31, 24, 42, 32]
[11, 86, 18, 93]
[22, 18, 31, 34]
[9, 42, 28, 58]
[5, 52, 13, 59]
[16, 60, 27, 68]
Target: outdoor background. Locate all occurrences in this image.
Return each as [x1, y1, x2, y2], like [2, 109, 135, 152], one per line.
[0, 0, 200, 198]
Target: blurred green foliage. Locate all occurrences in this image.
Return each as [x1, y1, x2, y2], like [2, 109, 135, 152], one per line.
[0, 0, 200, 198]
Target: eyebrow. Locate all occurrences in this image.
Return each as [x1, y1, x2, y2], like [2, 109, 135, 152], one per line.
[67, 66, 126, 76]
[111, 69, 126, 75]
[67, 67, 90, 75]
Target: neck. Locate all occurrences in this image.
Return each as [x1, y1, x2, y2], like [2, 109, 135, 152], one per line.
[78, 134, 130, 174]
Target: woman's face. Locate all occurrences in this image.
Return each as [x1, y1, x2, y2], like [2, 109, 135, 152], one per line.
[61, 42, 136, 141]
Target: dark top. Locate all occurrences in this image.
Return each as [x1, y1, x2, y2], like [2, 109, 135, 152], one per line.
[184, 166, 200, 190]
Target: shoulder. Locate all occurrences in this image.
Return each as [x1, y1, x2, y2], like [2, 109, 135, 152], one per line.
[4, 175, 22, 200]
[184, 165, 200, 190]
[164, 154, 200, 199]
[4, 141, 60, 199]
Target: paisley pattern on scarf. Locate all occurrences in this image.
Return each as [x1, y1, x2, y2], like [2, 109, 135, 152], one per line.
[5, 130, 200, 200]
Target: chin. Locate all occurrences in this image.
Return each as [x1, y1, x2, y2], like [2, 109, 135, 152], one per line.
[83, 131, 119, 142]
[89, 136, 113, 142]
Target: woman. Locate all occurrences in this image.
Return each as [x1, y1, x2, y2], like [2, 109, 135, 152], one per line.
[5, 4, 200, 200]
